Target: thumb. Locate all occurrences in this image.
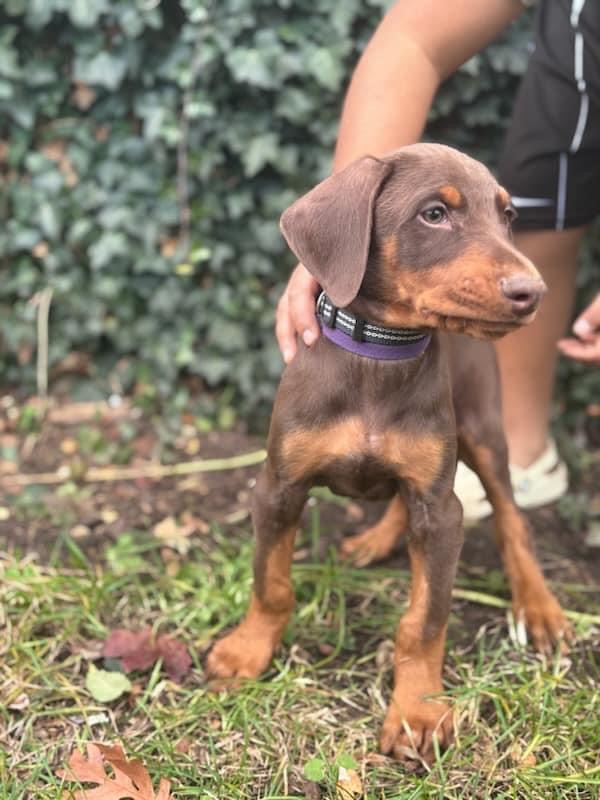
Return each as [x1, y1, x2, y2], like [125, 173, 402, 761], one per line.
[572, 293, 600, 340]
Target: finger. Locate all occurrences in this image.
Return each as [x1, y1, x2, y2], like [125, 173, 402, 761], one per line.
[288, 266, 320, 345]
[557, 336, 600, 364]
[275, 294, 298, 364]
[572, 293, 600, 341]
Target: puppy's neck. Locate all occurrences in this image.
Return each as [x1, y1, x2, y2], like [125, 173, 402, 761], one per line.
[317, 292, 431, 362]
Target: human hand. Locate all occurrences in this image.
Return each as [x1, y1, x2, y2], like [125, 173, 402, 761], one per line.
[275, 263, 320, 364]
[557, 294, 600, 365]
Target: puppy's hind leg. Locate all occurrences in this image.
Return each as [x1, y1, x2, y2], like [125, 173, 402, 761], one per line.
[459, 429, 571, 653]
[206, 464, 308, 681]
[340, 495, 408, 566]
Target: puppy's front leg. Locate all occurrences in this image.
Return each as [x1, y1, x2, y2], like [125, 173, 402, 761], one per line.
[381, 490, 463, 764]
[206, 465, 307, 681]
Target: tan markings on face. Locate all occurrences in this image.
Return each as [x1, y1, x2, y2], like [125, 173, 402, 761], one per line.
[380, 234, 397, 267]
[378, 245, 542, 335]
[438, 185, 463, 208]
[280, 419, 446, 491]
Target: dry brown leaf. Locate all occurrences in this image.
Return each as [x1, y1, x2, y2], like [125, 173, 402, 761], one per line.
[102, 628, 192, 683]
[70, 639, 105, 660]
[103, 628, 158, 673]
[72, 81, 97, 110]
[17, 342, 33, 364]
[336, 766, 363, 799]
[51, 351, 92, 378]
[180, 510, 210, 534]
[152, 515, 195, 554]
[8, 693, 30, 711]
[100, 507, 120, 525]
[508, 741, 537, 768]
[40, 141, 66, 162]
[70, 524, 91, 540]
[61, 437, 79, 455]
[32, 240, 49, 259]
[56, 742, 171, 799]
[160, 237, 179, 258]
[156, 635, 193, 682]
[184, 437, 201, 456]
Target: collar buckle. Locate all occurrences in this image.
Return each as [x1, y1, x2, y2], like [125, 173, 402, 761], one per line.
[321, 300, 337, 328]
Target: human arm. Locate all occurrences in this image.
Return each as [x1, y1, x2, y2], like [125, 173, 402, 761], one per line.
[276, 0, 526, 362]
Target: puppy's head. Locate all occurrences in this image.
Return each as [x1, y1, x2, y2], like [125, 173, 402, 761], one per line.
[280, 144, 546, 338]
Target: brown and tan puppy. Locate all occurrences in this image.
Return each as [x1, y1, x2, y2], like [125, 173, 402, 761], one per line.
[206, 144, 570, 763]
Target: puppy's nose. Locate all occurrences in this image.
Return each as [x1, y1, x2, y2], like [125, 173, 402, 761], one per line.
[500, 275, 547, 316]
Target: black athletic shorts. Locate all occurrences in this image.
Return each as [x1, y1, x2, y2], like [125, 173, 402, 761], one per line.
[498, 0, 600, 231]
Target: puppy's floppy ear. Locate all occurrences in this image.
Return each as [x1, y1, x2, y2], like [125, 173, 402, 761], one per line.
[280, 156, 391, 308]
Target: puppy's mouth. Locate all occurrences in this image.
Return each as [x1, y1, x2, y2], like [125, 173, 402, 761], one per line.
[456, 319, 524, 339]
[422, 299, 542, 338]
[418, 291, 541, 336]
[417, 274, 545, 333]
[433, 313, 523, 339]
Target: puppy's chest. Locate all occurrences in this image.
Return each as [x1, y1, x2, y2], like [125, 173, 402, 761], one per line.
[279, 416, 447, 498]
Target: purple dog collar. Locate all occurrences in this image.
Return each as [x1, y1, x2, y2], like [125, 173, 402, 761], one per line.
[316, 292, 431, 361]
[320, 321, 431, 360]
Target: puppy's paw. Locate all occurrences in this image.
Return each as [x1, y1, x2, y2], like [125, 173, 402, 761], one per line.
[513, 591, 573, 654]
[205, 627, 274, 684]
[339, 524, 398, 567]
[380, 693, 453, 765]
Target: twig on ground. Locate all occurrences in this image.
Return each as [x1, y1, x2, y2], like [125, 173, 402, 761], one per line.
[453, 588, 600, 625]
[2, 449, 267, 487]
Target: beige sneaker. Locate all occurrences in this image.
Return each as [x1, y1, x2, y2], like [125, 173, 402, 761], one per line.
[455, 439, 569, 522]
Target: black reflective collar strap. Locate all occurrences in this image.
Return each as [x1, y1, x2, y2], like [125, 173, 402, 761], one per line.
[316, 292, 428, 345]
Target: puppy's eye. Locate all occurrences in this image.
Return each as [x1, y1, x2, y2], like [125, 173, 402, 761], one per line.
[420, 205, 448, 225]
[504, 205, 518, 224]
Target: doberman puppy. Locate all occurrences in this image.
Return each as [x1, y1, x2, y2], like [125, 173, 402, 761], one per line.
[206, 144, 571, 763]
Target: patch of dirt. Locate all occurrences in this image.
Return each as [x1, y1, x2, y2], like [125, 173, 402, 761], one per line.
[2, 397, 599, 621]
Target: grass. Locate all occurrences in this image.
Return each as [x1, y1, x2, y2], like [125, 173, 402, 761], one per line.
[1, 510, 599, 799]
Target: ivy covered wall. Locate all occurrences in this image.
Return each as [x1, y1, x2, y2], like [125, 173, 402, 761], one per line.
[0, 1, 597, 423]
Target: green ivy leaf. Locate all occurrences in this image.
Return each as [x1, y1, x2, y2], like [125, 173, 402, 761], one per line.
[337, 753, 358, 770]
[68, 0, 106, 28]
[303, 757, 326, 782]
[74, 51, 128, 90]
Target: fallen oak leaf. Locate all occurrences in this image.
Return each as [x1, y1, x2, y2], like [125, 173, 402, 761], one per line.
[102, 628, 192, 683]
[156, 635, 192, 682]
[58, 742, 106, 784]
[96, 744, 155, 796]
[152, 515, 195, 554]
[56, 742, 172, 800]
[102, 628, 158, 672]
